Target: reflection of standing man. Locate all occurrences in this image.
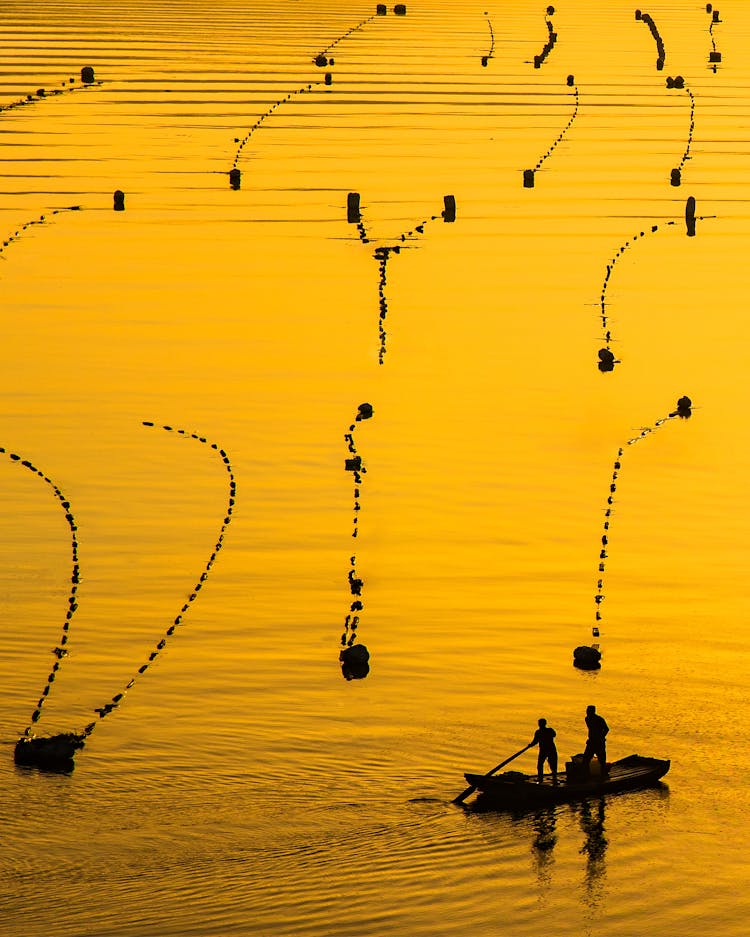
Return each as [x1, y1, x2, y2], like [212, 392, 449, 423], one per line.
[531, 717, 559, 785]
[582, 705, 609, 777]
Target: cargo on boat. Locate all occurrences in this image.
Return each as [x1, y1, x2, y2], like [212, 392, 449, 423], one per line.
[462, 754, 669, 808]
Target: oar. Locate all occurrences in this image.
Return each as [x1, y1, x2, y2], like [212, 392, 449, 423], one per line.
[452, 742, 534, 805]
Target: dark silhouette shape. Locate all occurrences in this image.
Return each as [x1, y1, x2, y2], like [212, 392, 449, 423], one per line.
[685, 195, 696, 236]
[530, 718, 559, 785]
[442, 194, 456, 222]
[597, 348, 617, 373]
[376, 3, 387, 13]
[340, 643, 370, 680]
[637, 12, 666, 70]
[229, 168, 241, 190]
[523, 77, 579, 186]
[709, 50, 721, 63]
[15, 732, 84, 772]
[673, 395, 693, 418]
[582, 705, 609, 778]
[113, 190, 125, 211]
[567, 73, 575, 86]
[671, 167, 681, 186]
[394, 4, 407, 14]
[324, 72, 333, 86]
[533, 6, 558, 69]
[347, 192, 361, 224]
[315, 54, 328, 67]
[80, 66, 95, 84]
[573, 645, 602, 670]
[482, 12, 495, 66]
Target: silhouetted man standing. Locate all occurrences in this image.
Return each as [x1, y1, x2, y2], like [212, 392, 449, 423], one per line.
[531, 717, 558, 785]
[582, 705, 609, 778]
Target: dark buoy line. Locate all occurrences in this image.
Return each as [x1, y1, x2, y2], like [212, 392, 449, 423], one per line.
[481, 11, 495, 67]
[17, 420, 237, 771]
[2, 449, 83, 768]
[0, 206, 82, 260]
[341, 403, 373, 680]
[0, 67, 102, 116]
[230, 78, 326, 176]
[314, 10, 381, 68]
[635, 10, 666, 71]
[707, 5, 722, 70]
[597, 199, 705, 370]
[577, 396, 694, 670]
[665, 76, 694, 187]
[522, 76, 578, 187]
[533, 5, 558, 68]
[347, 194, 456, 364]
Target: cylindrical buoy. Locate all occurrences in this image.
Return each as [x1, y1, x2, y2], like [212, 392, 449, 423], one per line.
[36, 88, 45, 97]
[706, 3, 712, 11]
[347, 192, 361, 224]
[709, 51, 722, 63]
[713, 10, 720, 22]
[324, 72, 332, 85]
[80, 66, 95, 84]
[113, 190, 125, 211]
[229, 168, 241, 190]
[315, 54, 327, 67]
[481, 56, 488, 66]
[523, 169, 535, 188]
[635, 9, 642, 20]
[670, 168, 681, 187]
[442, 194, 456, 223]
[533, 55, 541, 68]
[685, 196, 696, 237]
[567, 74, 574, 86]
[376, 3, 387, 13]
[393, 4, 406, 14]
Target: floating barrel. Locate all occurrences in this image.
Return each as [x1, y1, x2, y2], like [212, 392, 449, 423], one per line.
[709, 51, 722, 63]
[80, 66, 95, 84]
[567, 74, 575, 86]
[36, 88, 45, 97]
[376, 3, 387, 13]
[713, 10, 720, 22]
[674, 75, 685, 88]
[676, 395, 692, 417]
[442, 194, 456, 223]
[523, 169, 535, 188]
[706, 3, 712, 11]
[315, 54, 327, 67]
[347, 192, 361, 224]
[113, 190, 125, 211]
[394, 4, 406, 14]
[547, 4, 555, 12]
[481, 56, 488, 66]
[670, 168, 681, 187]
[685, 196, 696, 237]
[325, 72, 332, 85]
[229, 168, 241, 190]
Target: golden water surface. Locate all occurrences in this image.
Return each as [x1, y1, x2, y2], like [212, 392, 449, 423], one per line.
[0, 1, 748, 935]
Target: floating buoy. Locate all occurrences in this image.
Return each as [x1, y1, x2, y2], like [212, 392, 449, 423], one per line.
[635, 9, 642, 21]
[325, 72, 332, 86]
[709, 50, 722, 63]
[671, 167, 681, 186]
[393, 4, 406, 14]
[685, 195, 696, 236]
[442, 194, 456, 223]
[113, 190, 125, 211]
[347, 192, 361, 224]
[36, 88, 45, 98]
[523, 168, 535, 188]
[376, 3, 387, 13]
[481, 56, 488, 66]
[567, 74, 574, 86]
[80, 66, 95, 84]
[573, 646, 602, 670]
[315, 54, 327, 67]
[229, 168, 241, 190]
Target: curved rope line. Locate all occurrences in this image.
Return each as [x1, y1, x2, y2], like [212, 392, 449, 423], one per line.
[81, 422, 236, 738]
[0, 447, 82, 737]
[592, 397, 692, 636]
[0, 207, 83, 262]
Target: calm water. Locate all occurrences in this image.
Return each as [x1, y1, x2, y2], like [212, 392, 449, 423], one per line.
[1, 1, 749, 934]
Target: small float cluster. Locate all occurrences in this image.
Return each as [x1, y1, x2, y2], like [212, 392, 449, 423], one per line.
[523, 76, 578, 188]
[0, 206, 82, 259]
[341, 403, 374, 680]
[0, 66, 100, 116]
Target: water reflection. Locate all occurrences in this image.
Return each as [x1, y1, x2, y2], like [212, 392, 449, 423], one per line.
[530, 806, 557, 894]
[576, 797, 608, 912]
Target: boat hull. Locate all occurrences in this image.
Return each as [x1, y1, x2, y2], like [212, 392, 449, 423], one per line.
[463, 754, 669, 808]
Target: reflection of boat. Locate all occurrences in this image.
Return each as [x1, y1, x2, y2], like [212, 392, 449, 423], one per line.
[14, 732, 86, 772]
[462, 754, 669, 808]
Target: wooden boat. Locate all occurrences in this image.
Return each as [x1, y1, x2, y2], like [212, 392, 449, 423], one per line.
[462, 754, 669, 808]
